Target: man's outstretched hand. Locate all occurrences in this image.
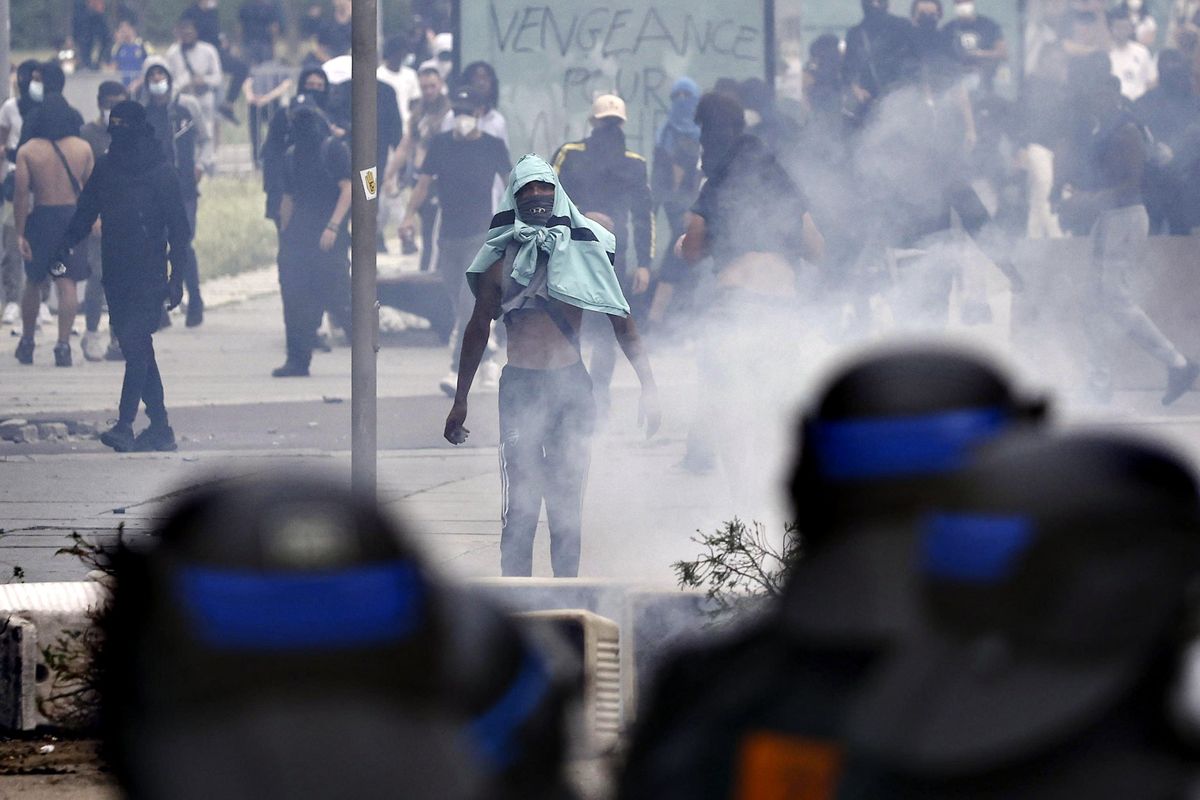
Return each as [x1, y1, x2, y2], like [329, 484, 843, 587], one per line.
[638, 388, 662, 439]
[444, 400, 470, 445]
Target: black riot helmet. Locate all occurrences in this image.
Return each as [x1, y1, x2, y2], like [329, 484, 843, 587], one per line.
[791, 344, 1048, 546]
[780, 345, 1049, 646]
[100, 473, 578, 800]
[849, 431, 1200, 781]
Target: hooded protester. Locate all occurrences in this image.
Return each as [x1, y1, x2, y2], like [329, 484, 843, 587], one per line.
[54, 100, 192, 452]
[0, 60, 43, 328]
[738, 77, 801, 158]
[649, 77, 702, 329]
[1055, 51, 1199, 404]
[13, 95, 92, 367]
[262, 67, 330, 226]
[445, 154, 661, 578]
[552, 94, 655, 422]
[272, 105, 352, 377]
[1134, 48, 1200, 233]
[138, 57, 213, 327]
[17, 62, 86, 152]
[842, 0, 919, 123]
[678, 92, 824, 509]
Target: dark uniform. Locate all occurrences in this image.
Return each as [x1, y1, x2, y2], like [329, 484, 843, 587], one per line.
[56, 101, 190, 451]
[552, 126, 654, 417]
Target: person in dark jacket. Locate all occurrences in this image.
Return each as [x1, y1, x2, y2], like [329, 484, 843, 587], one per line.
[1134, 48, 1200, 233]
[262, 67, 330, 228]
[138, 59, 213, 327]
[54, 101, 191, 453]
[842, 0, 918, 124]
[272, 105, 352, 377]
[552, 94, 654, 422]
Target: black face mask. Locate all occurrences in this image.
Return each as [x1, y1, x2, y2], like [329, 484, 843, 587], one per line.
[297, 90, 328, 111]
[916, 14, 940, 30]
[516, 193, 554, 227]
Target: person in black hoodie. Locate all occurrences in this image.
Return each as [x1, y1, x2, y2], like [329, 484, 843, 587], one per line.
[54, 101, 192, 453]
[552, 93, 654, 422]
[139, 59, 212, 327]
[261, 67, 331, 228]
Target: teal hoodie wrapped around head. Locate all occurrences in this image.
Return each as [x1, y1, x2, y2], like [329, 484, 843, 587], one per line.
[466, 154, 630, 317]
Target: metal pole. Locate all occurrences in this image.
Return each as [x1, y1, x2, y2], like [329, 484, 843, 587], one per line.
[351, 0, 379, 495]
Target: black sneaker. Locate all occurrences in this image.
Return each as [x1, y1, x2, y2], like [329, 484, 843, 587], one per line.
[133, 424, 178, 452]
[104, 340, 124, 361]
[1163, 360, 1200, 406]
[272, 361, 310, 377]
[100, 423, 136, 452]
[186, 300, 204, 328]
[15, 336, 33, 365]
[53, 342, 72, 367]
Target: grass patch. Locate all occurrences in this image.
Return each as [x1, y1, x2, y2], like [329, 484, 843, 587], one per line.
[194, 174, 276, 280]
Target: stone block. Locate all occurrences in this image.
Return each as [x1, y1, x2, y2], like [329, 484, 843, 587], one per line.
[36, 424, 68, 441]
[0, 424, 39, 444]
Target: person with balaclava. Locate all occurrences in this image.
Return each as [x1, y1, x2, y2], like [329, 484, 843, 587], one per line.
[738, 77, 801, 158]
[445, 155, 661, 578]
[677, 91, 824, 510]
[1055, 51, 1199, 404]
[138, 58, 212, 328]
[262, 67, 330, 227]
[843, 0, 918, 124]
[649, 77, 702, 332]
[54, 101, 190, 452]
[551, 94, 655, 425]
[0, 60, 41, 329]
[80, 81, 130, 363]
[399, 86, 512, 397]
[1135, 48, 1200, 233]
[272, 106, 352, 377]
[13, 95, 92, 367]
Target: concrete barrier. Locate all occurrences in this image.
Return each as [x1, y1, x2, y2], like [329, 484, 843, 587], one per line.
[0, 582, 108, 730]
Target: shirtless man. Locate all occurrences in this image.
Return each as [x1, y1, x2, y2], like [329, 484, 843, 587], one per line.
[444, 156, 661, 578]
[14, 95, 93, 366]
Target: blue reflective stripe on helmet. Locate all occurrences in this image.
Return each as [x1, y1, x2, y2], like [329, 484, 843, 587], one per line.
[177, 561, 424, 650]
[921, 514, 1035, 582]
[471, 654, 549, 769]
[813, 407, 1010, 480]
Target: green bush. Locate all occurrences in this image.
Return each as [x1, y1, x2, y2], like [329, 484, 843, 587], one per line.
[194, 174, 276, 280]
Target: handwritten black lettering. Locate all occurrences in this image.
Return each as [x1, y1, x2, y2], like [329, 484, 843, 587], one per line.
[732, 25, 761, 61]
[543, 6, 580, 57]
[490, 2, 521, 52]
[634, 8, 681, 57]
[575, 8, 609, 51]
[511, 6, 542, 53]
[602, 9, 635, 57]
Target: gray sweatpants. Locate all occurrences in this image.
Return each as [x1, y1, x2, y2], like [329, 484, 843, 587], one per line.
[1083, 204, 1182, 383]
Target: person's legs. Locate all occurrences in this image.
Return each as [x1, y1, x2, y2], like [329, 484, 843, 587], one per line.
[140, 339, 168, 426]
[53, 278, 78, 343]
[419, 199, 438, 272]
[19, 279, 40, 340]
[115, 323, 152, 426]
[182, 197, 203, 310]
[0, 211, 23, 312]
[278, 255, 320, 370]
[542, 364, 595, 578]
[221, 49, 249, 105]
[437, 234, 482, 372]
[498, 366, 549, 577]
[1096, 205, 1185, 368]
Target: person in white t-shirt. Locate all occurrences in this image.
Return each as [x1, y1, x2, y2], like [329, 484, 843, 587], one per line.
[0, 60, 40, 327]
[377, 36, 419, 131]
[1108, 9, 1158, 100]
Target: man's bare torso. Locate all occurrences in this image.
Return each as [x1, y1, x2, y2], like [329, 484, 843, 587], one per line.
[21, 137, 93, 206]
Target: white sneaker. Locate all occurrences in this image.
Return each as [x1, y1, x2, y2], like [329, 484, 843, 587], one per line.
[1, 302, 17, 325]
[38, 302, 53, 325]
[81, 332, 105, 362]
[479, 360, 501, 389]
[438, 372, 458, 398]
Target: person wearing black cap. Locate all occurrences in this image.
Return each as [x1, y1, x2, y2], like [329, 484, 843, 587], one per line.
[400, 85, 512, 396]
[270, 104, 352, 377]
[100, 473, 579, 799]
[848, 431, 1200, 797]
[54, 100, 191, 452]
[79, 80, 129, 362]
[13, 95, 92, 367]
[618, 345, 1047, 800]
